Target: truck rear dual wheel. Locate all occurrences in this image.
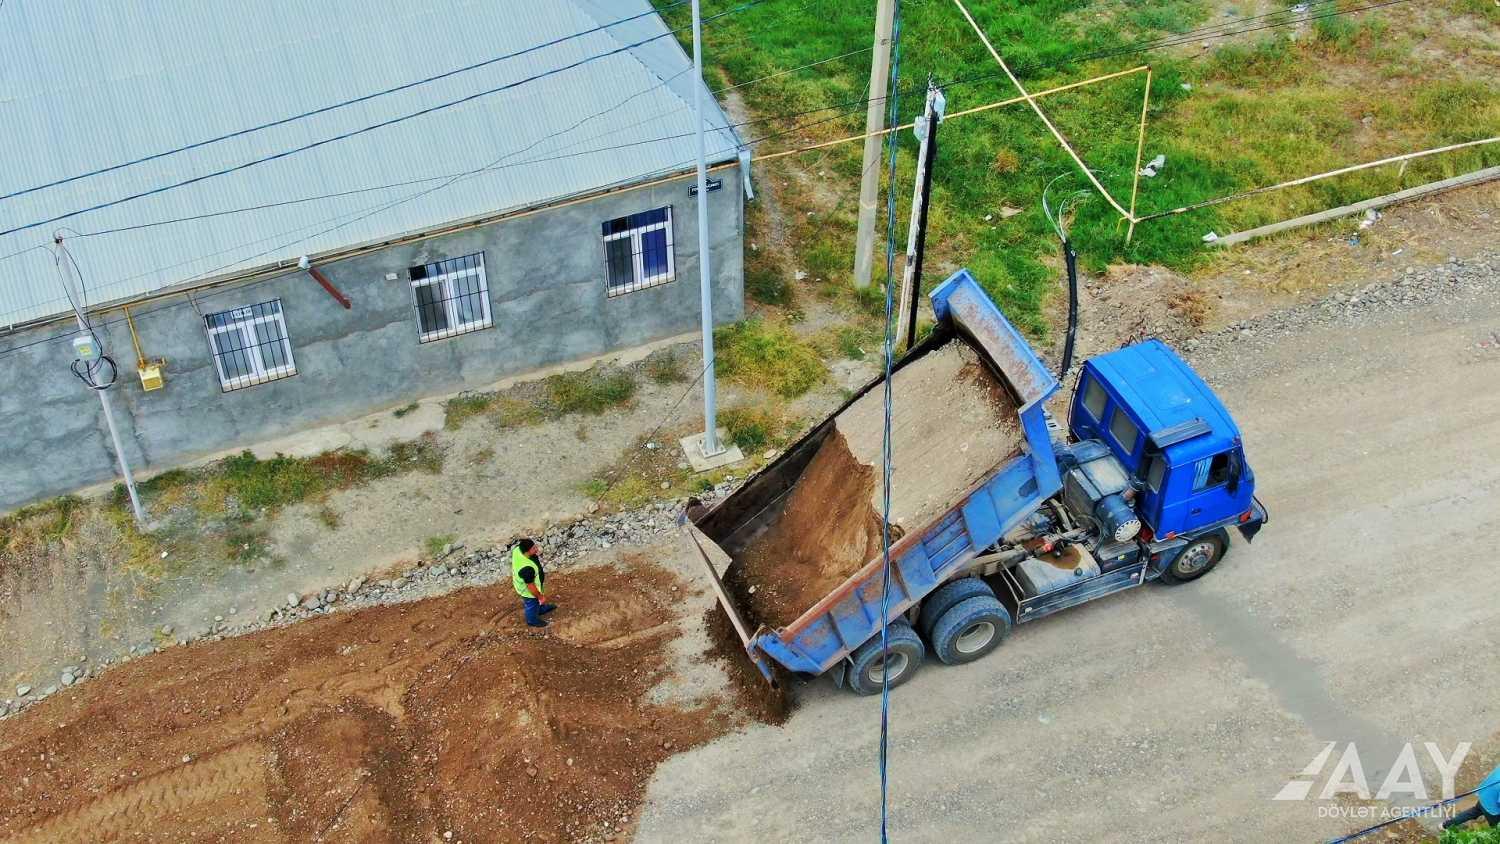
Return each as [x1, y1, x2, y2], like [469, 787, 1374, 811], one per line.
[917, 577, 994, 640]
[847, 622, 925, 696]
[930, 595, 1012, 665]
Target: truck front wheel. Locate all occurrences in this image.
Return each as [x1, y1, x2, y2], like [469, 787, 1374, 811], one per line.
[1160, 531, 1227, 584]
[847, 622, 925, 696]
[931, 595, 1012, 665]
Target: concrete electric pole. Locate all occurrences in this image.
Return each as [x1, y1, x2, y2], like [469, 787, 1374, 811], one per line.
[896, 81, 945, 352]
[54, 236, 147, 527]
[851, 0, 896, 289]
[679, 0, 743, 472]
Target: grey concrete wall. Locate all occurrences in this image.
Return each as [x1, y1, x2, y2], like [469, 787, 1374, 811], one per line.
[0, 168, 744, 510]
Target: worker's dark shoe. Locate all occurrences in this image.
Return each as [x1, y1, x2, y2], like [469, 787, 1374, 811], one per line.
[526, 619, 549, 628]
[539, 604, 557, 615]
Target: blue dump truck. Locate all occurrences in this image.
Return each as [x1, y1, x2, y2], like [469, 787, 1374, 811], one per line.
[687, 268, 1267, 695]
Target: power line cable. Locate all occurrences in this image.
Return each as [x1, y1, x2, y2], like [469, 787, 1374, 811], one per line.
[0, 0, 692, 204]
[0, 0, 1421, 336]
[3, 1, 1396, 250]
[0, 0, 770, 238]
[0, 99, 868, 353]
[877, 0, 904, 840]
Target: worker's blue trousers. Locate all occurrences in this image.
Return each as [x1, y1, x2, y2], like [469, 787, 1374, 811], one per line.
[522, 597, 543, 626]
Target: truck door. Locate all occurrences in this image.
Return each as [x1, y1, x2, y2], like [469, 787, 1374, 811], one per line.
[1139, 449, 1168, 533]
[1177, 448, 1250, 532]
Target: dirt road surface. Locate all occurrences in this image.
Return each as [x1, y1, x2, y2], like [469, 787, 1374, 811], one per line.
[637, 275, 1500, 841]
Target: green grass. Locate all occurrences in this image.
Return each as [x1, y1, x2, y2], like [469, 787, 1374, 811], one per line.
[645, 349, 691, 384]
[720, 403, 797, 453]
[1444, 825, 1500, 844]
[0, 495, 85, 557]
[543, 368, 638, 415]
[714, 319, 826, 397]
[444, 393, 494, 430]
[653, 0, 1499, 330]
[745, 264, 794, 306]
[392, 402, 419, 418]
[424, 534, 457, 557]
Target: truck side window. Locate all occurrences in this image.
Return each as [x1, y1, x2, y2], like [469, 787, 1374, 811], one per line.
[1194, 452, 1233, 491]
[1082, 377, 1107, 421]
[1109, 408, 1140, 455]
[1146, 455, 1166, 492]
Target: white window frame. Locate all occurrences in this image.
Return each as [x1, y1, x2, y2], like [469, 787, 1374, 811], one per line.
[603, 207, 675, 296]
[411, 253, 492, 342]
[204, 300, 297, 391]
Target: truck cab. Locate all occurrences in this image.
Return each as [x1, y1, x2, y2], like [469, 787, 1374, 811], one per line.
[1069, 339, 1261, 544]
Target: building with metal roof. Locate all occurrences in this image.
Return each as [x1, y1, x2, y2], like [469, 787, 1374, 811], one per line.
[0, 0, 748, 510]
[0, 0, 743, 327]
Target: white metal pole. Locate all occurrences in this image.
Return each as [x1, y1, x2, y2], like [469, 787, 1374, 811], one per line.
[692, 0, 722, 457]
[55, 238, 146, 526]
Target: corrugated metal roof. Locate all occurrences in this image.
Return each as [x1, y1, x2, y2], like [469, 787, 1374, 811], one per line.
[0, 0, 741, 326]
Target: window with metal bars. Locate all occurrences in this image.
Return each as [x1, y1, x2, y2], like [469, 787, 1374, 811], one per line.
[411, 252, 492, 342]
[203, 299, 297, 392]
[602, 206, 674, 296]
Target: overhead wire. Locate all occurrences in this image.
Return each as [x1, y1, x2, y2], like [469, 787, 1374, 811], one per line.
[0, 0, 1429, 338]
[877, 0, 904, 840]
[3, 0, 1404, 248]
[0, 0, 771, 238]
[0, 98, 869, 356]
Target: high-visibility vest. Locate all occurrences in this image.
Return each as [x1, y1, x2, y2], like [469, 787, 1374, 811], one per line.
[511, 545, 542, 598]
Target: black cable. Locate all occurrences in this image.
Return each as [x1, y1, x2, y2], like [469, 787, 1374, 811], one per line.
[0, 96, 869, 356]
[0, 0, 1418, 345]
[0, 0, 695, 204]
[11, 0, 1402, 250]
[0, 0, 771, 238]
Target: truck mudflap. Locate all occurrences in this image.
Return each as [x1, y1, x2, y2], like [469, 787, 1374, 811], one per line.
[1237, 498, 1269, 543]
[681, 524, 777, 685]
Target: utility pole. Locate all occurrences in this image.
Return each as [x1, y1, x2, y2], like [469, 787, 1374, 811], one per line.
[55, 236, 147, 526]
[851, 0, 896, 289]
[896, 81, 944, 352]
[680, 0, 742, 471]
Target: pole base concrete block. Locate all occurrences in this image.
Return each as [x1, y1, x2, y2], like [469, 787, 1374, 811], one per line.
[679, 428, 744, 472]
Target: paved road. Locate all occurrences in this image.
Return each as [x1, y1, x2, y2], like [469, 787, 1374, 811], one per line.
[638, 276, 1500, 842]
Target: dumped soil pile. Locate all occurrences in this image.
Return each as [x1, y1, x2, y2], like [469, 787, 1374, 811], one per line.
[702, 602, 790, 726]
[731, 340, 1022, 630]
[736, 431, 886, 629]
[0, 561, 717, 844]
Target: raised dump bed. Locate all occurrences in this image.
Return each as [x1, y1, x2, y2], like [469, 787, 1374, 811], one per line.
[689, 269, 1063, 686]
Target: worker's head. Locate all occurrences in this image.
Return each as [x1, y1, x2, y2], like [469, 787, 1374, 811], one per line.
[517, 537, 538, 560]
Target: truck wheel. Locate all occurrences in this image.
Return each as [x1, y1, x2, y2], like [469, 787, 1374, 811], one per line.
[1160, 531, 1227, 584]
[931, 595, 1012, 665]
[917, 577, 994, 640]
[847, 622, 924, 696]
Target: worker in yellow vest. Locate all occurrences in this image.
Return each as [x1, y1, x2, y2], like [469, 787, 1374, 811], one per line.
[511, 538, 556, 627]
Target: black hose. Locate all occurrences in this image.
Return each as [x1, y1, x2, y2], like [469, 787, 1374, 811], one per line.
[1059, 240, 1079, 379]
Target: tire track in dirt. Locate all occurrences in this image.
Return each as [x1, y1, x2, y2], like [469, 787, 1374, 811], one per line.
[4, 744, 270, 844]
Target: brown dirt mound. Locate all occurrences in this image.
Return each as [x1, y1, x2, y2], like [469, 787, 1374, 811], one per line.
[0, 560, 718, 843]
[736, 431, 885, 630]
[729, 340, 1022, 631]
